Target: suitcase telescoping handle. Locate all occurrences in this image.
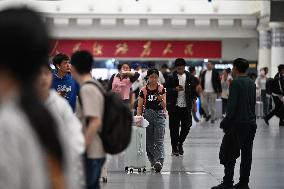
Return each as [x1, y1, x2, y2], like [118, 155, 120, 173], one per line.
[137, 133, 144, 156]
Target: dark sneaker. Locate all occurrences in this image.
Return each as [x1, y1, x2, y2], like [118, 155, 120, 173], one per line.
[172, 147, 179, 156]
[150, 163, 155, 171]
[211, 119, 215, 124]
[233, 182, 250, 189]
[178, 143, 184, 155]
[211, 182, 233, 189]
[154, 162, 162, 173]
[206, 115, 211, 122]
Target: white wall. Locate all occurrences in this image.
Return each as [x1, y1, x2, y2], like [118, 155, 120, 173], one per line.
[222, 39, 258, 61]
[0, 0, 261, 15]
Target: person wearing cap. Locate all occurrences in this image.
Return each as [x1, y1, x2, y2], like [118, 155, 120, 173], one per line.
[264, 64, 284, 126]
[137, 68, 167, 173]
[164, 58, 197, 156]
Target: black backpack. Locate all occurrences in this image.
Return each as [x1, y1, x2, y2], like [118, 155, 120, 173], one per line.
[266, 78, 274, 95]
[80, 81, 133, 155]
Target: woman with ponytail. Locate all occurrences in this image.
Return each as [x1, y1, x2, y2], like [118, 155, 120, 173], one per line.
[0, 7, 68, 189]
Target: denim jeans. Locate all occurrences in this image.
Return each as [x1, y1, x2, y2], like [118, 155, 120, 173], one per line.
[144, 109, 166, 165]
[85, 157, 105, 189]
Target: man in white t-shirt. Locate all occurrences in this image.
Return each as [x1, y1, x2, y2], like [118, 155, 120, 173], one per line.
[200, 61, 222, 123]
[165, 58, 198, 156]
[71, 50, 105, 189]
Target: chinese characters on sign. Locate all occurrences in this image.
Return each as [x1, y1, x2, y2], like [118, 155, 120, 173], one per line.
[50, 40, 221, 58]
[140, 41, 152, 57]
[93, 42, 103, 56]
[184, 43, 194, 55]
[163, 43, 173, 55]
[115, 43, 128, 55]
[72, 42, 81, 52]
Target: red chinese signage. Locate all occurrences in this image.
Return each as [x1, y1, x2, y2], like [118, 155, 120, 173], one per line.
[50, 39, 221, 59]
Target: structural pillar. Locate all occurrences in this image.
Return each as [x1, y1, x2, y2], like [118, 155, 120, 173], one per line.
[258, 29, 271, 73]
[270, 22, 284, 77]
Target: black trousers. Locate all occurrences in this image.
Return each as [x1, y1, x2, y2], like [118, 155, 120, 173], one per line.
[169, 107, 192, 148]
[266, 96, 284, 123]
[222, 98, 228, 115]
[223, 123, 257, 185]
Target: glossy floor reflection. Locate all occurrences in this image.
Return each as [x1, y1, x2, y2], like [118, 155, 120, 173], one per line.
[101, 117, 284, 189]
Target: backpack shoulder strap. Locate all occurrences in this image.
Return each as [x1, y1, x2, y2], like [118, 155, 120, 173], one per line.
[141, 86, 147, 107]
[107, 74, 116, 91]
[78, 80, 105, 108]
[83, 80, 106, 95]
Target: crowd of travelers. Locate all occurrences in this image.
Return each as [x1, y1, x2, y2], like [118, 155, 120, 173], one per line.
[1, 6, 284, 189]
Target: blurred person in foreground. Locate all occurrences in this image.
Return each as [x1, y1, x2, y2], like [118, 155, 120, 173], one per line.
[212, 58, 257, 189]
[0, 7, 72, 189]
[36, 63, 85, 188]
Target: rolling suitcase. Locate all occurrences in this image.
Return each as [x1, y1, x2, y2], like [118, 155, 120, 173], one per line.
[256, 101, 264, 118]
[124, 126, 147, 173]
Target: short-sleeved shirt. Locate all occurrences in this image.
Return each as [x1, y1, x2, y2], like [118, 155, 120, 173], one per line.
[51, 72, 79, 112]
[77, 80, 105, 159]
[112, 75, 132, 100]
[139, 85, 166, 110]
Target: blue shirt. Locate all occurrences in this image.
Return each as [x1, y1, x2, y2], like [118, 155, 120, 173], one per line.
[51, 72, 79, 112]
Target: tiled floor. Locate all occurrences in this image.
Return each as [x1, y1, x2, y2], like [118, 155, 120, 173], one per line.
[101, 117, 284, 189]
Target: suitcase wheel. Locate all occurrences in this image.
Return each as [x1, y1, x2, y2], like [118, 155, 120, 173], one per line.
[138, 168, 141, 173]
[125, 167, 129, 172]
[102, 177, 107, 183]
[143, 168, 146, 172]
[130, 168, 134, 173]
